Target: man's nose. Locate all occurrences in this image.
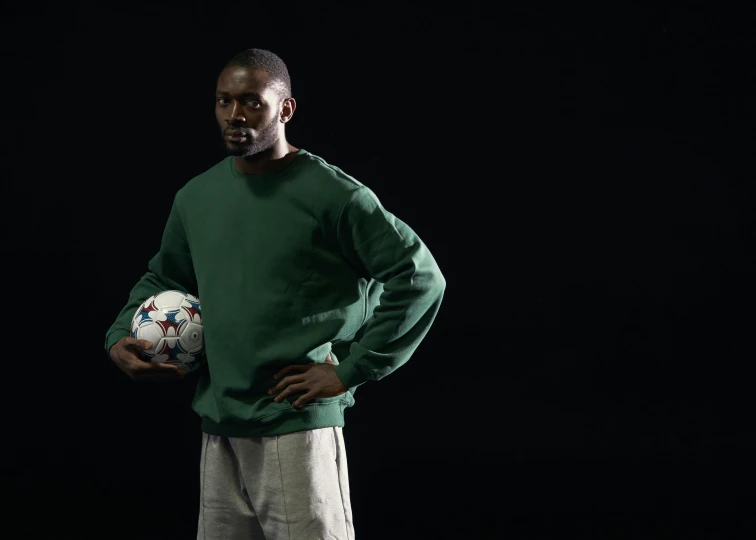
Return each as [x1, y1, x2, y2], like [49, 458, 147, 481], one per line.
[226, 102, 246, 122]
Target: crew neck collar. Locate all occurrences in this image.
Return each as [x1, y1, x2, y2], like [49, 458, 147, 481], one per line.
[228, 149, 307, 181]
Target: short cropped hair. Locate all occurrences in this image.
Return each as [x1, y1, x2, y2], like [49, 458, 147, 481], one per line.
[223, 48, 292, 102]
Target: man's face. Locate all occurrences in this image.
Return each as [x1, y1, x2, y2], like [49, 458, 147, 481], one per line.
[215, 67, 283, 157]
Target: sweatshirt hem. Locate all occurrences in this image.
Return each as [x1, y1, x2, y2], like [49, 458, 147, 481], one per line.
[199, 400, 349, 437]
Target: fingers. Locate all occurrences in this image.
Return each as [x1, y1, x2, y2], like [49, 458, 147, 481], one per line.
[292, 390, 316, 409]
[274, 364, 310, 380]
[123, 336, 153, 350]
[129, 352, 180, 372]
[124, 339, 176, 372]
[113, 337, 185, 382]
[272, 382, 306, 403]
[269, 376, 306, 401]
[128, 354, 185, 380]
[269, 358, 333, 406]
[150, 362, 183, 373]
[269, 373, 305, 394]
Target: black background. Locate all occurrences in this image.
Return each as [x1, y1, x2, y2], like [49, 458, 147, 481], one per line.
[3, 1, 755, 538]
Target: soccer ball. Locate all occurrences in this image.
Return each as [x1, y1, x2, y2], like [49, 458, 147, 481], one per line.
[130, 290, 205, 372]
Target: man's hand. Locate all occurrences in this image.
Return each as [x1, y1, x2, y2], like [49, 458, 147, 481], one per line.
[268, 354, 347, 409]
[109, 337, 185, 382]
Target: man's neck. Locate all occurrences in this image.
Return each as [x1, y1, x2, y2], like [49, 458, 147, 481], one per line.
[234, 143, 299, 175]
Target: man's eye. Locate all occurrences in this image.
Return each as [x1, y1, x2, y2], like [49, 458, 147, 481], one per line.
[217, 99, 260, 107]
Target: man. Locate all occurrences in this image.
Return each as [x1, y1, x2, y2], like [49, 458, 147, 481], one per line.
[105, 48, 446, 540]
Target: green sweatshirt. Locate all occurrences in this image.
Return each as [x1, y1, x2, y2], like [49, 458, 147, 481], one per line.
[104, 149, 446, 437]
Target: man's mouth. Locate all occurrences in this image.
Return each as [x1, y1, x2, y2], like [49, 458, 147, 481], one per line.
[226, 133, 248, 142]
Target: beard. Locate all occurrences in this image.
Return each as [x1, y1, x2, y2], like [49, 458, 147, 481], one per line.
[223, 119, 280, 158]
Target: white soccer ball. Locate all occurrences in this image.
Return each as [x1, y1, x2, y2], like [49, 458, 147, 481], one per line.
[130, 290, 205, 373]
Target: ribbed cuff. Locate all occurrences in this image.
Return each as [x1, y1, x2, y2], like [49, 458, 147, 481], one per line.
[333, 359, 370, 389]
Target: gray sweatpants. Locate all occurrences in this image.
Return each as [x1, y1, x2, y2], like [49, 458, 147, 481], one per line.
[197, 427, 355, 540]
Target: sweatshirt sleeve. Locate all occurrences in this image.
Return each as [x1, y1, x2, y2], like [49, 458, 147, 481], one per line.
[103, 194, 198, 357]
[331, 186, 446, 389]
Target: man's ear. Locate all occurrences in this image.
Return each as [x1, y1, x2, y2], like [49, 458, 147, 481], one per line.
[280, 97, 296, 123]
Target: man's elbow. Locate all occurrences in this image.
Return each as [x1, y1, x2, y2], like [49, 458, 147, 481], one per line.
[431, 265, 447, 293]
